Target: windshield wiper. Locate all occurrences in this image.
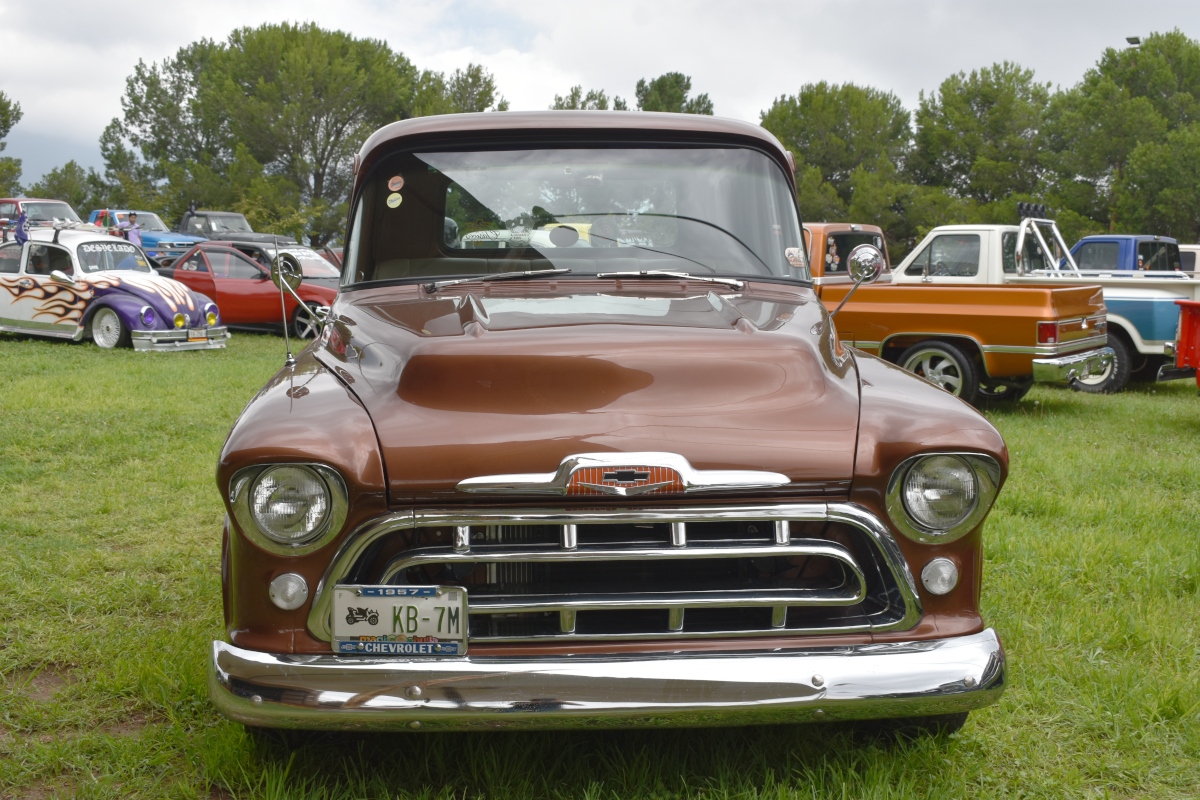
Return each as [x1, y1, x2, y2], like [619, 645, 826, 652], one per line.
[426, 268, 571, 293]
[595, 270, 743, 288]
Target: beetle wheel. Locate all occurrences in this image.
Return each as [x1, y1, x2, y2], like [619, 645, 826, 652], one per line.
[91, 308, 130, 349]
[899, 342, 979, 402]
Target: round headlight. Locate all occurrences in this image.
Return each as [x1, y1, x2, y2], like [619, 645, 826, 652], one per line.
[206, 311, 218, 326]
[902, 454, 978, 531]
[250, 465, 332, 545]
[140, 306, 155, 326]
[173, 312, 186, 329]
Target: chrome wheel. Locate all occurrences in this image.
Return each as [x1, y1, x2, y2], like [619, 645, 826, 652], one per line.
[292, 304, 327, 339]
[903, 348, 965, 395]
[91, 308, 125, 349]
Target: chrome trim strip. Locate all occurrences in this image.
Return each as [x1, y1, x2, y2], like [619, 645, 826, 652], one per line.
[457, 452, 790, 495]
[305, 503, 922, 642]
[1031, 347, 1114, 384]
[982, 332, 1109, 355]
[209, 629, 1005, 731]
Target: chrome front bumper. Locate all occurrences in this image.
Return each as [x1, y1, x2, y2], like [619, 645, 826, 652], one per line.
[1031, 346, 1113, 383]
[209, 628, 1005, 731]
[131, 326, 230, 351]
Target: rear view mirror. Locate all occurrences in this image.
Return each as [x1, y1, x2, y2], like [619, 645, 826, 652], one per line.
[49, 270, 78, 286]
[270, 254, 303, 292]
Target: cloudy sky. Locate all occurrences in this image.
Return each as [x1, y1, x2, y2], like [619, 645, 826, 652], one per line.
[1, 0, 1198, 184]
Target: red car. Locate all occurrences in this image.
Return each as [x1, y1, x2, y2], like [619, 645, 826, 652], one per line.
[160, 242, 337, 337]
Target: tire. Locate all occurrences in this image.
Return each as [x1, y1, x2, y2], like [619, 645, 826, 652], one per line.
[91, 307, 130, 349]
[291, 303, 327, 339]
[1130, 354, 1167, 384]
[899, 342, 980, 403]
[855, 712, 969, 742]
[1071, 335, 1131, 394]
[975, 378, 1033, 408]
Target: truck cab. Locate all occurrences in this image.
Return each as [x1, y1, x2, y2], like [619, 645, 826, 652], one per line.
[176, 209, 298, 245]
[892, 220, 1200, 392]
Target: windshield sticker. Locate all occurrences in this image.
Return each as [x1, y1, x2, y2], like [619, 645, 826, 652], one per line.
[387, 175, 405, 191]
[386, 192, 403, 208]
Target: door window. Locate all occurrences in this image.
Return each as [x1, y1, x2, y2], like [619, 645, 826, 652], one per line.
[208, 250, 264, 279]
[1075, 241, 1121, 270]
[0, 202, 17, 221]
[906, 234, 980, 277]
[26, 244, 73, 276]
[0, 243, 21, 273]
[179, 252, 208, 271]
[1181, 251, 1196, 272]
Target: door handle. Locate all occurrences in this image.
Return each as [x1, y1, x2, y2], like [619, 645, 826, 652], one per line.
[17, 278, 33, 288]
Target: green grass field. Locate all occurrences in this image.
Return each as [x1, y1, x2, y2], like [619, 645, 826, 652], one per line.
[1, 332, 1198, 799]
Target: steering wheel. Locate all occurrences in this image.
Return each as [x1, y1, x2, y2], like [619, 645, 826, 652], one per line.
[932, 260, 949, 276]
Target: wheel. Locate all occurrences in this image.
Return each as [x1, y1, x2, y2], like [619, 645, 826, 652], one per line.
[899, 342, 980, 402]
[345, 612, 356, 626]
[975, 378, 1033, 408]
[291, 304, 327, 339]
[368, 612, 379, 625]
[1071, 335, 1131, 393]
[91, 307, 130, 349]
[855, 712, 969, 742]
[1130, 354, 1166, 383]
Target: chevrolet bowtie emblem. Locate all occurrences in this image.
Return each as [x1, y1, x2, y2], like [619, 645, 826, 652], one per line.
[603, 470, 651, 483]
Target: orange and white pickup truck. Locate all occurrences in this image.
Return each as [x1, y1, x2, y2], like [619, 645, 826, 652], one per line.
[805, 222, 1113, 406]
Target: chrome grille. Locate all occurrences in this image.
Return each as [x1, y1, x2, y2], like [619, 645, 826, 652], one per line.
[307, 504, 922, 644]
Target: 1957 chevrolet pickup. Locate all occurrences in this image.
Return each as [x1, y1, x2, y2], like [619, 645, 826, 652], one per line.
[209, 111, 1007, 737]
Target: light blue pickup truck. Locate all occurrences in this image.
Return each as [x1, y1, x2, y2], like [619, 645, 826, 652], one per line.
[889, 219, 1200, 393]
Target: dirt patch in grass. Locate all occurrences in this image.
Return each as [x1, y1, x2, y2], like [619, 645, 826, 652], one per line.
[4, 668, 69, 704]
[5, 777, 76, 799]
[104, 710, 151, 738]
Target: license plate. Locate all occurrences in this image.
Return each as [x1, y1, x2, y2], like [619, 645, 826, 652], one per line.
[332, 585, 467, 656]
[187, 328, 207, 341]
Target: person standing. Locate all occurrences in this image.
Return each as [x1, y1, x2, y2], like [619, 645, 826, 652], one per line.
[119, 212, 142, 246]
[14, 207, 28, 245]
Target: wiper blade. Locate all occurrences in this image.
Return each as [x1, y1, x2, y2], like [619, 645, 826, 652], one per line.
[426, 268, 571, 293]
[595, 270, 744, 288]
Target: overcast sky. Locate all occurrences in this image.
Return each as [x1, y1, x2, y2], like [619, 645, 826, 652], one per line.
[2, 0, 1198, 184]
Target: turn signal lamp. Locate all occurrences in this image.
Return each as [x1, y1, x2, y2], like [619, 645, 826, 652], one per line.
[921, 558, 959, 595]
[173, 312, 187, 329]
[1036, 321, 1058, 345]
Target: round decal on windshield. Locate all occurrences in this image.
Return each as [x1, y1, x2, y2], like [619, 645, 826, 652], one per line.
[387, 175, 405, 191]
[387, 193, 403, 208]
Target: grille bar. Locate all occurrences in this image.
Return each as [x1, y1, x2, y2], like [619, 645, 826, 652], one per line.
[306, 503, 923, 643]
[468, 586, 867, 613]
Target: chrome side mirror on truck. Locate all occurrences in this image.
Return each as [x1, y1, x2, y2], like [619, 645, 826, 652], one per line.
[829, 244, 885, 319]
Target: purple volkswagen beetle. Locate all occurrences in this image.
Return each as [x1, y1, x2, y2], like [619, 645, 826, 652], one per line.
[0, 227, 229, 350]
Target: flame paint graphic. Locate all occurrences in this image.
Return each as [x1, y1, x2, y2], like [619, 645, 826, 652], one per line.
[88, 272, 195, 312]
[0, 276, 92, 323]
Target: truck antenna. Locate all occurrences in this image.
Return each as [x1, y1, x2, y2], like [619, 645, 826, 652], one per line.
[274, 234, 296, 368]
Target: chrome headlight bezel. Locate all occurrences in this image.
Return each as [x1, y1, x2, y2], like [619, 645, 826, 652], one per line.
[885, 453, 1001, 544]
[229, 463, 348, 555]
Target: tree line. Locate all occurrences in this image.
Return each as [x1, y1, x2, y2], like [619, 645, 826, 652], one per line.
[1, 25, 1198, 253]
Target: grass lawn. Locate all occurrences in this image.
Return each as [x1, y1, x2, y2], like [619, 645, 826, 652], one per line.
[1, 331, 1198, 799]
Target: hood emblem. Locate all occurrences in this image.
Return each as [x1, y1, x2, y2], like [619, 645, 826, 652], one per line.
[457, 452, 790, 496]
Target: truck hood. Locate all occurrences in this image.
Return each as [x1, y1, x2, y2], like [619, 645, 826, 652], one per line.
[314, 282, 861, 503]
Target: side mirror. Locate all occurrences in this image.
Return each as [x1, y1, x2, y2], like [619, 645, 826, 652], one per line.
[829, 244, 886, 320]
[270, 254, 303, 292]
[847, 244, 885, 284]
[49, 270, 78, 286]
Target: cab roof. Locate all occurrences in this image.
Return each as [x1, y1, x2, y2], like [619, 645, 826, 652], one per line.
[355, 111, 794, 189]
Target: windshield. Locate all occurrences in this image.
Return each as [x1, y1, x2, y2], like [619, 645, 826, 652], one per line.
[22, 202, 82, 223]
[117, 212, 169, 232]
[346, 146, 804, 285]
[76, 241, 153, 273]
[206, 214, 252, 233]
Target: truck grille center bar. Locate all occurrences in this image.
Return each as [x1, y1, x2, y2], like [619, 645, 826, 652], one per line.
[307, 503, 923, 643]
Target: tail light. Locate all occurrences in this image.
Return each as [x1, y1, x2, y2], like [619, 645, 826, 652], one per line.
[1037, 321, 1059, 345]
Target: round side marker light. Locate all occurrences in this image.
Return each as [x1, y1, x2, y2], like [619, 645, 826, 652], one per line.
[921, 558, 959, 596]
[269, 573, 309, 610]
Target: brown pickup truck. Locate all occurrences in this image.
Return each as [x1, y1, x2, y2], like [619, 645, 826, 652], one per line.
[806, 222, 1113, 405]
[210, 112, 1011, 741]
